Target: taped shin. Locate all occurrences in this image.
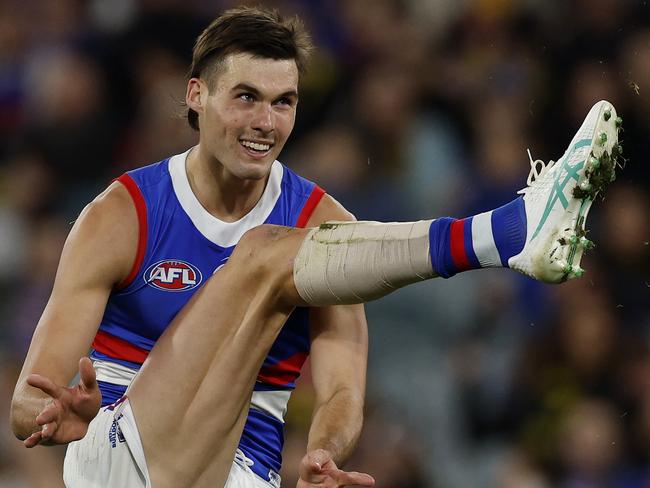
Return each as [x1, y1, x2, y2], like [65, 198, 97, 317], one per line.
[292, 197, 527, 306]
[293, 220, 434, 306]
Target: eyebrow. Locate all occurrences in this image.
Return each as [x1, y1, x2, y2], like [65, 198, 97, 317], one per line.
[232, 83, 299, 100]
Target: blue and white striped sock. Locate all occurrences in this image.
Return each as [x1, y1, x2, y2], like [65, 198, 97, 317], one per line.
[428, 197, 528, 278]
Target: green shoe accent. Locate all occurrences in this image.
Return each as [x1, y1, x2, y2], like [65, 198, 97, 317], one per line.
[579, 236, 594, 250]
[572, 266, 585, 278]
[590, 156, 600, 169]
[604, 109, 611, 121]
[530, 138, 591, 241]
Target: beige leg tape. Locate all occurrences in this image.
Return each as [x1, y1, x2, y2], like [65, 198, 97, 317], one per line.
[293, 220, 435, 306]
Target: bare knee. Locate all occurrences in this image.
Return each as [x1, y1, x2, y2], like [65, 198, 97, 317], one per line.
[227, 224, 305, 285]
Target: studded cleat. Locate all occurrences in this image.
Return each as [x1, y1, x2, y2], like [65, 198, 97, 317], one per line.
[508, 100, 623, 283]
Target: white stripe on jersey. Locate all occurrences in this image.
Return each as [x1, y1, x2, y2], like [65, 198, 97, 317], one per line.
[93, 359, 138, 386]
[250, 390, 291, 423]
[94, 358, 291, 422]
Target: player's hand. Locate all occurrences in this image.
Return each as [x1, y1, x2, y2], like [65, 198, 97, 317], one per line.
[23, 357, 101, 448]
[297, 449, 375, 488]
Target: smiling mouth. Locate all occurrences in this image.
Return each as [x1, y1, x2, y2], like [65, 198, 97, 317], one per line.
[239, 139, 273, 153]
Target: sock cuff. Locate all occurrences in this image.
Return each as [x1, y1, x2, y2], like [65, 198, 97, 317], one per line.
[428, 217, 457, 278]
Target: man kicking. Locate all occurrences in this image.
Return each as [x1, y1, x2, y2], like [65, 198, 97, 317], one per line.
[10, 6, 623, 488]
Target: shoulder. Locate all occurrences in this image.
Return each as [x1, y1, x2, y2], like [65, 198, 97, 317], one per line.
[79, 180, 136, 226]
[125, 157, 172, 190]
[277, 162, 355, 225]
[66, 180, 138, 286]
[304, 193, 356, 227]
[279, 162, 319, 198]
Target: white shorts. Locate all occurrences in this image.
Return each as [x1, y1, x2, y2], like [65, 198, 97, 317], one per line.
[63, 397, 150, 487]
[63, 397, 278, 487]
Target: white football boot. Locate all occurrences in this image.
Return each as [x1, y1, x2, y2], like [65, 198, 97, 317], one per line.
[509, 100, 623, 283]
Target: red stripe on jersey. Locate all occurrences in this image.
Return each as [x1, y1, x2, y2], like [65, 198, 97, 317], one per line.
[105, 395, 128, 411]
[115, 174, 148, 290]
[92, 330, 149, 365]
[295, 186, 325, 228]
[450, 219, 470, 271]
[257, 352, 309, 386]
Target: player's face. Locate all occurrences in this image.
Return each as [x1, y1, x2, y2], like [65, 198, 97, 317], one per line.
[193, 53, 299, 180]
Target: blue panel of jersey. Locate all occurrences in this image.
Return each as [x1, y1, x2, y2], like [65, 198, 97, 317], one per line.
[239, 409, 285, 479]
[100, 159, 316, 351]
[95, 157, 320, 478]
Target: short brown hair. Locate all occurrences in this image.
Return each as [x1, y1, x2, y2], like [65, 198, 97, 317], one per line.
[187, 6, 313, 131]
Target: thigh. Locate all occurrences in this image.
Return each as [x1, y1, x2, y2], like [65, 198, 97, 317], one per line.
[125, 226, 304, 487]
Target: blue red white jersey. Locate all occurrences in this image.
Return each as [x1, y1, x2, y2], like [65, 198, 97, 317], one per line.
[90, 148, 325, 484]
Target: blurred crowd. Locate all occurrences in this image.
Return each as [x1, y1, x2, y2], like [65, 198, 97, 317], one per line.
[0, 0, 648, 486]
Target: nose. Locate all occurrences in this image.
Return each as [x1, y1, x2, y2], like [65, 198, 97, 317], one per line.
[251, 103, 274, 133]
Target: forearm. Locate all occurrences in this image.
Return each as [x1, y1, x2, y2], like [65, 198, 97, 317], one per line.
[307, 387, 364, 466]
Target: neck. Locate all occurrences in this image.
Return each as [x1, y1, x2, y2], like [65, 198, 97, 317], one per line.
[185, 145, 270, 222]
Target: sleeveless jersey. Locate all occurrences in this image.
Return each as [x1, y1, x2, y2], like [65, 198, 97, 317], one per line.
[90, 148, 325, 484]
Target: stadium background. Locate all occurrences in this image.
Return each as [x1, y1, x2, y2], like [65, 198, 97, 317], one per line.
[0, 0, 648, 486]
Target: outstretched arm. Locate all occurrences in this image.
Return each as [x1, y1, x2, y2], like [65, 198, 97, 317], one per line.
[10, 181, 137, 444]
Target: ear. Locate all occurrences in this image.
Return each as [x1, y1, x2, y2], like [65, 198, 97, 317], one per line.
[186, 78, 206, 115]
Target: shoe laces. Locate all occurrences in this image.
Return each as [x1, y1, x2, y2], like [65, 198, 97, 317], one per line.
[517, 149, 556, 195]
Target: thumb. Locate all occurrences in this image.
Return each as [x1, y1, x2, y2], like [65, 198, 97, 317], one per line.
[78, 357, 97, 391]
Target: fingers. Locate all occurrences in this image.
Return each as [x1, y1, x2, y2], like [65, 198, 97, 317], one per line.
[23, 420, 59, 448]
[299, 449, 375, 487]
[26, 374, 61, 399]
[35, 402, 60, 426]
[78, 357, 97, 392]
[39, 421, 58, 442]
[333, 470, 375, 487]
[23, 430, 42, 448]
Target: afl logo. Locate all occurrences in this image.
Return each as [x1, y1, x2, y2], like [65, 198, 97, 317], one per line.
[144, 259, 203, 292]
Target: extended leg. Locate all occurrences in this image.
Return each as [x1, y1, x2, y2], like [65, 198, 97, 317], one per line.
[295, 100, 623, 304]
[125, 100, 622, 487]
